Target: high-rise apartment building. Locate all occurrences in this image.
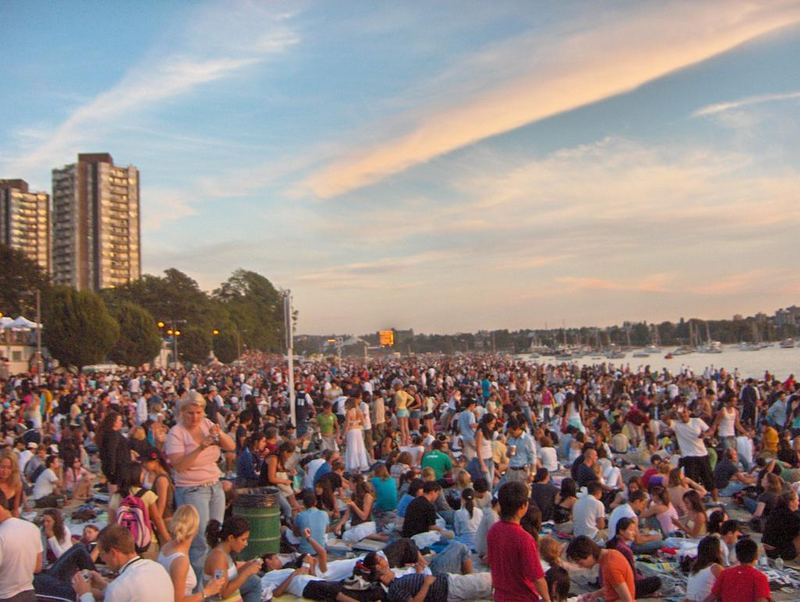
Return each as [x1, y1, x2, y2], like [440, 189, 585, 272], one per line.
[52, 153, 140, 290]
[0, 179, 50, 273]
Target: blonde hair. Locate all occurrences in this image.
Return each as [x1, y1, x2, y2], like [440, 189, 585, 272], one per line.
[456, 469, 471, 489]
[177, 390, 206, 413]
[0, 450, 21, 489]
[539, 535, 563, 566]
[421, 467, 436, 481]
[169, 504, 200, 543]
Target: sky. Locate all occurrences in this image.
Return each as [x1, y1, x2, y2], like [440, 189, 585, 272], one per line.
[2, 1, 800, 335]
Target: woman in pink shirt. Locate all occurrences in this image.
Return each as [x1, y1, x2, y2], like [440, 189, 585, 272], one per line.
[166, 391, 236, 581]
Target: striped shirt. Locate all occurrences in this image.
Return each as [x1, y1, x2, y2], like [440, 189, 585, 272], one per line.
[387, 574, 448, 602]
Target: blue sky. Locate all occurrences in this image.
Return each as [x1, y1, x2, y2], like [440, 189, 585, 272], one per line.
[2, 1, 799, 334]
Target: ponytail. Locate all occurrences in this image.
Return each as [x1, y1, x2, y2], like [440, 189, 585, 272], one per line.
[462, 488, 475, 519]
[206, 516, 250, 549]
[205, 519, 223, 548]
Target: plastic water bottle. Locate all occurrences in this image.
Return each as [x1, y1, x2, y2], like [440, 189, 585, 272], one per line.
[775, 557, 784, 571]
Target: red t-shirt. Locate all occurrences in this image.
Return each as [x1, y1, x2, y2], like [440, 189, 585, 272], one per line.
[711, 564, 771, 602]
[641, 467, 658, 489]
[487, 520, 546, 602]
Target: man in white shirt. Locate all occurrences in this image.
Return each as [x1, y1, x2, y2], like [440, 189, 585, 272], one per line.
[33, 456, 62, 507]
[0, 503, 42, 602]
[135, 390, 149, 426]
[669, 405, 716, 499]
[18, 441, 37, 475]
[572, 482, 606, 541]
[607, 490, 662, 553]
[72, 525, 174, 602]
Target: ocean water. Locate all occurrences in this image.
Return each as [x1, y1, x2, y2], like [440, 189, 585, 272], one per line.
[538, 345, 800, 380]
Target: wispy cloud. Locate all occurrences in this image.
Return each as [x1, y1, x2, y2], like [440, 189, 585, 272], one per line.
[556, 273, 674, 294]
[2, 3, 299, 176]
[693, 90, 800, 116]
[304, 0, 800, 198]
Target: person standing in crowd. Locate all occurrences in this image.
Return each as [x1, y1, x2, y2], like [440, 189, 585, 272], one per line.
[71, 525, 174, 602]
[505, 418, 537, 484]
[670, 404, 717, 501]
[0, 501, 42, 602]
[487, 481, 551, 602]
[316, 402, 339, 452]
[458, 398, 478, 461]
[165, 392, 235, 582]
[97, 410, 132, 494]
[344, 398, 370, 474]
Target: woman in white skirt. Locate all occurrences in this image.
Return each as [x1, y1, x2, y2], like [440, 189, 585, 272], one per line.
[344, 399, 370, 474]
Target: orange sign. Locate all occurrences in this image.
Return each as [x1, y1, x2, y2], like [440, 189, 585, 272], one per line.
[379, 330, 394, 346]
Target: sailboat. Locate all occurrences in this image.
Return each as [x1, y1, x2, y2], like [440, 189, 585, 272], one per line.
[645, 324, 661, 354]
[698, 321, 722, 353]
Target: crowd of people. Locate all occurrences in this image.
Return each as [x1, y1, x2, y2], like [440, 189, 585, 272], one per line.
[0, 352, 797, 602]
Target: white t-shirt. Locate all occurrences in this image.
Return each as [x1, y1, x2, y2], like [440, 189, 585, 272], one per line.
[32, 468, 59, 500]
[673, 418, 709, 457]
[454, 506, 483, 537]
[608, 503, 637, 538]
[80, 557, 174, 602]
[304, 458, 326, 489]
[572, 494, 606, 539]
[0, 517, 42, 598]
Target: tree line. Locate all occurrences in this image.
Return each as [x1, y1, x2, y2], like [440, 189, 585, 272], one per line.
[1, 244, 286, 369]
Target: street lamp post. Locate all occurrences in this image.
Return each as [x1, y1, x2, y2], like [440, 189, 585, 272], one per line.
[35, 289, 42, 382]
[284, 291, 296, 428]
[211, 329, 219, 359]
[158, 319, 186, 368]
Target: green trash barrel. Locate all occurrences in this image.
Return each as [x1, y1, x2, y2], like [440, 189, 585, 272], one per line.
[234, 486, 281, 559]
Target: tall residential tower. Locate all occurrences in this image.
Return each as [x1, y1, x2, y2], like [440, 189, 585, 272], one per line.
[0, 179, 50, 274]
[52, 153, 141, 290]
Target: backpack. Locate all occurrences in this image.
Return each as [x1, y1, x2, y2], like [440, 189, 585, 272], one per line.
[115, 489, 152, 553]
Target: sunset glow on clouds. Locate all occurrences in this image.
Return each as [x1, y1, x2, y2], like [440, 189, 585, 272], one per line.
[2, 1, 799, 333]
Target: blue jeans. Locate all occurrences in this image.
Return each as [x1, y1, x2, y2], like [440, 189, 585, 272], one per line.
[429, 542, 470, 575]
[718, 481, 747, 497]
[632, 538, 664, 554]
[175, 481, 226, 588]
[743, 497, 759, 513]
[240, 574, 262, 602]
[520, 406, 534, 430]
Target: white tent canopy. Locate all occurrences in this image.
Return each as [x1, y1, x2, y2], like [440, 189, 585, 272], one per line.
[1, 316, 41, 330]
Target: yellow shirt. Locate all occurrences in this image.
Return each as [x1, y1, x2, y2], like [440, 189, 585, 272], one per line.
[764, 426, 779, 453]
[394, 390, 412, 410]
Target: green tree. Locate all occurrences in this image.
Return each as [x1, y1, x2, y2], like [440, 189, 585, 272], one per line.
[180, 326, 211, 364]
[103, 269, 216, 330]
[109, 301, 162, 367]
[43, 287, 119, 369]
[0, 243, 50, 317]
[213, 329, 239, 364]
[213, 269, 284, 352]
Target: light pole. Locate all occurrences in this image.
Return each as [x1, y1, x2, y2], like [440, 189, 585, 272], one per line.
[211, 329, 219, 359]
[283, 291, 296, 427]
[158, 319, 186, 368]
[35, 289, 42, 381]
